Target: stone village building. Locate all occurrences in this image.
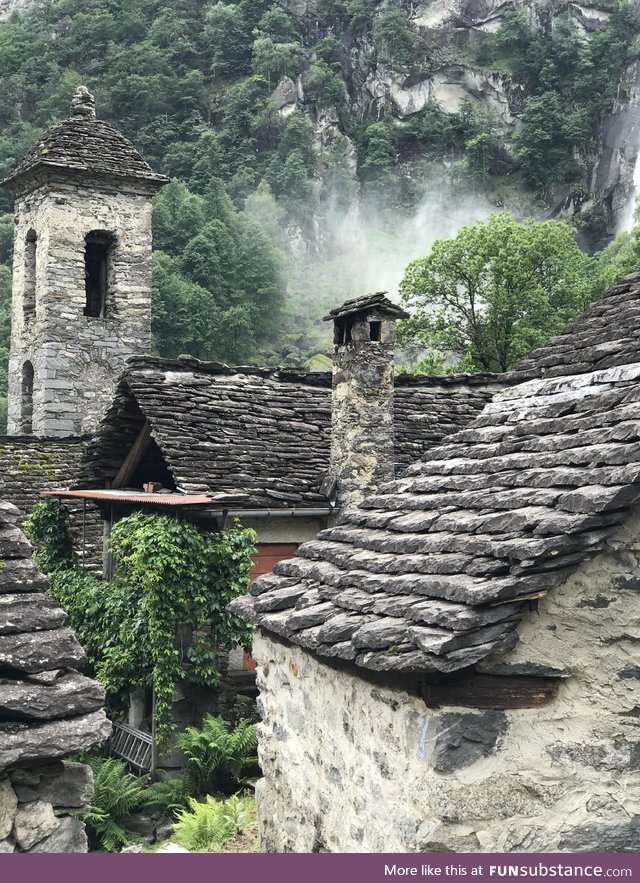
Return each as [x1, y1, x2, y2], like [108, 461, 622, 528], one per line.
[2, 86, 639, 853]
[4, 87, 640, 854]
[0, 91, 507, 771]
[0, 85, 169, 564]
[0, 85, 165, 853]
[232, 273, 640, 853]
[0, 90, 501, 575]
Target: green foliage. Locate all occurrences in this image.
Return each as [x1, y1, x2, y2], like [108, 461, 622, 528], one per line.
[23, 500, 77, 572]
[585, 207, 640, 299]
[251, 35, 303, 88]
[0, 0, 635, 398]
[399, 213, 594, 372]
[305, 60, 345, 107]
[265, 112, 317, 222]
[177, 715, 257, 796]
[0, 213, 12, 264]
[486, 6, 639, 192]
[31, 502, 256, 750]
[172, 793, 256, 852]
[514, 91, 589, 193]
[143, 775, 192, 814]
[372, 0, 415, 67]
[348, 0, 380, 34]
[360, 120, 397, 193]
[258, 5, 299, 43]
[105, 513, 256, 748]
[82, 756, 145, 852]
[151, 176, 284, 363]
[205, 3, 252, 80]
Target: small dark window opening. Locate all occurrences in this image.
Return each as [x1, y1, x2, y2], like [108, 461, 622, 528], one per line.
[84, 231, 114, 317]
[21, 361, 34, 435]
[369, 321, 381, 341]
[334, 317, 354, 345]
[23, 230, 37, 321]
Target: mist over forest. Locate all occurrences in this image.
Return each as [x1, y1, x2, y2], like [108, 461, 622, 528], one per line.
[1, 0, 640, 427]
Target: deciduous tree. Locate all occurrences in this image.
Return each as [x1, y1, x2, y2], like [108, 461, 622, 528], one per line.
[399, 213, 593, 372]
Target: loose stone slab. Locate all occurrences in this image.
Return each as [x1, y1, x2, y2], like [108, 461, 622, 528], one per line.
[0, 672, 105, 721]
[0, 710, 111, 772]
[0, 628, 87, 673]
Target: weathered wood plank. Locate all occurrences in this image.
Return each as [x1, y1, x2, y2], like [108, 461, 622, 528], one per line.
[420, 674, 560, 710]
[111, 420, 151, 489]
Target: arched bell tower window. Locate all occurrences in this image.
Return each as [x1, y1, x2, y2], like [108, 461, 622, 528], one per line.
[84, 230, 115, 317]
[20, 361, 34, 435]
[23, 229, 37, 321]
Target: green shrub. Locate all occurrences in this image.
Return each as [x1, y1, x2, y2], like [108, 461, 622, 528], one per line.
[27, 503, 257, 750]
[177, 715, 257, 796]
[82, 756, 145, 852]
[23, 500, 77, 572]
[172, 793, 255, 852]
[143, 775, 191, 814]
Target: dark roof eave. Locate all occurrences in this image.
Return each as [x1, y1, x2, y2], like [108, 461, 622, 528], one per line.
[1, 162, 169, 193]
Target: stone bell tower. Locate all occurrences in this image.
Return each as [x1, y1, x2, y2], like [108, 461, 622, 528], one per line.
[1, 86, 168, 437]
[324, 292, 409, 511]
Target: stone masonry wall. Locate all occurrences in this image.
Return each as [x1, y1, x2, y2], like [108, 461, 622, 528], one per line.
[253, 506, 640, 853]
[0, 498, 111, 852]
[0, 762, 94, 853]
[7, 175, 154, 436]
[0, 436, 102, 566]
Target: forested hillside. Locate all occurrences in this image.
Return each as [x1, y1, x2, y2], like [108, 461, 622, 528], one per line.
[1, 0, 640, 429]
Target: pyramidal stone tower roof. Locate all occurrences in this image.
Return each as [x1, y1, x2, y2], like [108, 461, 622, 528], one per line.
[232, 271, 640, 675]
[1, 86, 169, 192]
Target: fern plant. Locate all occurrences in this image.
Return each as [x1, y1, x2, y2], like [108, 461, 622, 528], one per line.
[222, 793, 256, 837]
[172, 793, 255, 852]
[177, 715, 257, 796]
[82, 756, 145, 852]
[143, 775, 191, 814]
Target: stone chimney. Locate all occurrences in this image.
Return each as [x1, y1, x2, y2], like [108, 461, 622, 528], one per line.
[324, 292, 409, 511]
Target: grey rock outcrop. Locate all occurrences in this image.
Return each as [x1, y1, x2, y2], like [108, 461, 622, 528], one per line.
[0, 498, 109, 852]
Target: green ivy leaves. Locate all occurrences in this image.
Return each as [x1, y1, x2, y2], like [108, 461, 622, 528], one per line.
[26, 502, 256, 751]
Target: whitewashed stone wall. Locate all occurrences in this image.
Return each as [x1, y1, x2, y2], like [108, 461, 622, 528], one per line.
[253, 507, 640, 853]
[7, 175, 154, 437]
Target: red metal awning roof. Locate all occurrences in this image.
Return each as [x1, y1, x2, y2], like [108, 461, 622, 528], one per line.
[43, 489, 215, 507]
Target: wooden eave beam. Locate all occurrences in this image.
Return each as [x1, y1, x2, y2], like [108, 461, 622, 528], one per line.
[111, 420, 152, 489]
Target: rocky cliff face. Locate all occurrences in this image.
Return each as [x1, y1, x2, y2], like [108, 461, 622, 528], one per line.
[0, 0, 34, 21]
[2, 0, 639, 253]
[276, 0, 640, 250]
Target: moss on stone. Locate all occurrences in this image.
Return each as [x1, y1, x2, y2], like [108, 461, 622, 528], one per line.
[16, 450, 60, 483]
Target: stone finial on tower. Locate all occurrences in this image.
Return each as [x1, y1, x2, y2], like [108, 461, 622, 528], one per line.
[324, 292, 409, 511]
[70, 86, 96, 120]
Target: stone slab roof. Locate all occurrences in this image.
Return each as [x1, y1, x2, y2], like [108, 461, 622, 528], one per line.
[0, 437, 103, 569]
[232, 272, 640, 675]
[2, 112, 168, 191]
[78, 356, 502, 507]
[323, 292, 409, 321]
[0, 499, 110, 771]
[509, 271, 640, 380]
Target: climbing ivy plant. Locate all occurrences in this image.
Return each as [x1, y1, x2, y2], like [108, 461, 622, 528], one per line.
[24, 502, 256, 749]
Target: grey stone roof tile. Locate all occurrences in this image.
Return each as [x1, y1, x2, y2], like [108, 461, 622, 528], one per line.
[2, 116, 168, 191]
[79, 357, 501, 506]
[233, 276, 640, 674]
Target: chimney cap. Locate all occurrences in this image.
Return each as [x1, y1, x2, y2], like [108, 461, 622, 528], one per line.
[323, 292, 409, 322]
